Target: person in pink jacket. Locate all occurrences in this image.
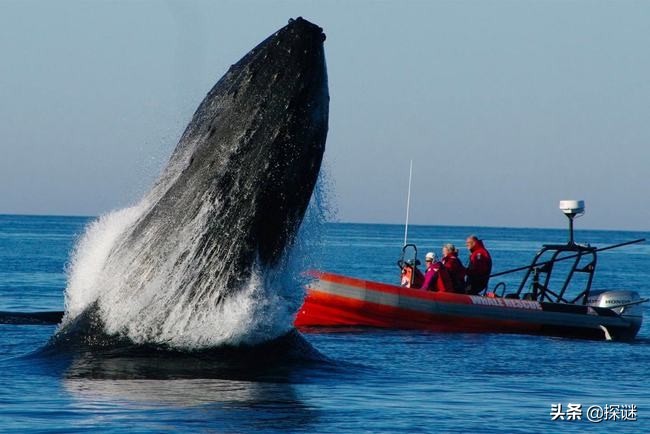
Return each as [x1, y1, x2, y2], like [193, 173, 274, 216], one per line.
[422, 252, 454, 292]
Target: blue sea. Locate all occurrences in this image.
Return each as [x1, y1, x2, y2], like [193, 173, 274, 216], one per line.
[1, 214, 649, 433]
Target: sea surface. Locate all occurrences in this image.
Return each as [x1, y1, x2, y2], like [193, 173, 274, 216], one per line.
[1, 214, 649, 433]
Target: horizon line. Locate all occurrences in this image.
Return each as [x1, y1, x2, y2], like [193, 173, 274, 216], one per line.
[0, 212, 647, 234]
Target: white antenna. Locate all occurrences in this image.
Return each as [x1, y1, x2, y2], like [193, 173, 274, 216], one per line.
[403, 160, 413, 246]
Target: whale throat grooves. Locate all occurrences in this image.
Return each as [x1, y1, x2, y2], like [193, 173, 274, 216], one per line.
[59, 17, 329, 349]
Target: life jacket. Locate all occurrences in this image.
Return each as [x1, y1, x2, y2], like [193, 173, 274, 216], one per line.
[423, 261, 454, 292]
[442, 253, 466, 293]
[468, 240, 492, 275]
[401, 265, 424, 289]
[434, 263, 454, 293]
[466, 240, 493, 293]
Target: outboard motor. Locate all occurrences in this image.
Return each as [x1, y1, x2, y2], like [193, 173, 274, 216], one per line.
[588, 290, 645, 339]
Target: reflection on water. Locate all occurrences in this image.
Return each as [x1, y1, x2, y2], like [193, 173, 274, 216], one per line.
[23, 332, 337, 432]
[64, 377, 302, 408]
[62, 377, 321, 432]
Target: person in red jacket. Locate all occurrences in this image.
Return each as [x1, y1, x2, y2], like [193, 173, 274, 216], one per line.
[441, 243, 466, 293]
[465, 235, 492, 294]
[422, 252, 454, 292]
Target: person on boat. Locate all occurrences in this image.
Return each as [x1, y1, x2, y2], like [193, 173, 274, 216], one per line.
[441, 243, 466, 293]
[422, 252, 454, 292]
[465, 235, 492, 294]
[401, 260, 425, 288]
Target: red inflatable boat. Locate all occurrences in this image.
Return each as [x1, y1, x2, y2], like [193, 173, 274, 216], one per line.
[295, 271, 643, 340]
[295, 202, 647, 341]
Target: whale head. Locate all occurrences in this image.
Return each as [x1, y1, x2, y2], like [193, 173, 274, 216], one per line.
[58, 18, 329, 348]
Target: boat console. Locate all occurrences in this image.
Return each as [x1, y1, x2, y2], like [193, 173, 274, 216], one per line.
[510, 201, 594, 303]
[496, 200, 637, 304]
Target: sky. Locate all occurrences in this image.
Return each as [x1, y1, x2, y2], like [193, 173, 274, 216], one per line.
[1, 0, 649, 230]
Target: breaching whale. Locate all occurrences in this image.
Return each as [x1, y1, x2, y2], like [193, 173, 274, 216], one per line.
[43, 17, 329, 349]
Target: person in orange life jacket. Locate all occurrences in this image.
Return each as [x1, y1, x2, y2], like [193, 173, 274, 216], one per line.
[441, 243, 466, 293]
[401, 259, 425, 288]
[465, 235, 492, 294]
[422, 252, 454, 292]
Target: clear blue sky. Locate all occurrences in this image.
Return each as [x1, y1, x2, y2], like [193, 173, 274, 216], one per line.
[1, 1, 648, 230]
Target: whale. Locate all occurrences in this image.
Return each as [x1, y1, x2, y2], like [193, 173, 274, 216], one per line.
[0, 310, 64, 325]
[44, 17, 329, 349]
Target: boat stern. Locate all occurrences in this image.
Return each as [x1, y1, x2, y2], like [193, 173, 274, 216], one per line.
[588, 290, 645, 340]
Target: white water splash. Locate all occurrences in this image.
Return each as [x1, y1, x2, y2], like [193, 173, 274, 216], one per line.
[62, 172, 330, 349]
[64, 205, 146, 320]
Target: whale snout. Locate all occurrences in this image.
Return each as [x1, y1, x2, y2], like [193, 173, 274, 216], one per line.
[287, 16, 326, 41]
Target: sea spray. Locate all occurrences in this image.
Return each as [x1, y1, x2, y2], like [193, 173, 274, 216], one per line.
[63, 205, 145, 320]
[60, 174, 331, 349]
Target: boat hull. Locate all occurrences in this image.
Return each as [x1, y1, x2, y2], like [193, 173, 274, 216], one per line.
[295, 272, 641, 341]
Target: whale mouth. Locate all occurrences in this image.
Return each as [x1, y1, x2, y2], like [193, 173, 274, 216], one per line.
[56, 18, 329, 350]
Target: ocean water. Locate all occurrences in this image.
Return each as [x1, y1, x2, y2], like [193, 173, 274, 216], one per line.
[1, 214, 649, 433]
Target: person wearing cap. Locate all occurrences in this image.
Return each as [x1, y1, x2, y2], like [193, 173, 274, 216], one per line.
[465, 235, 493, 294]
[441, 243, 466, 293]
[422, 252, 454, 292]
